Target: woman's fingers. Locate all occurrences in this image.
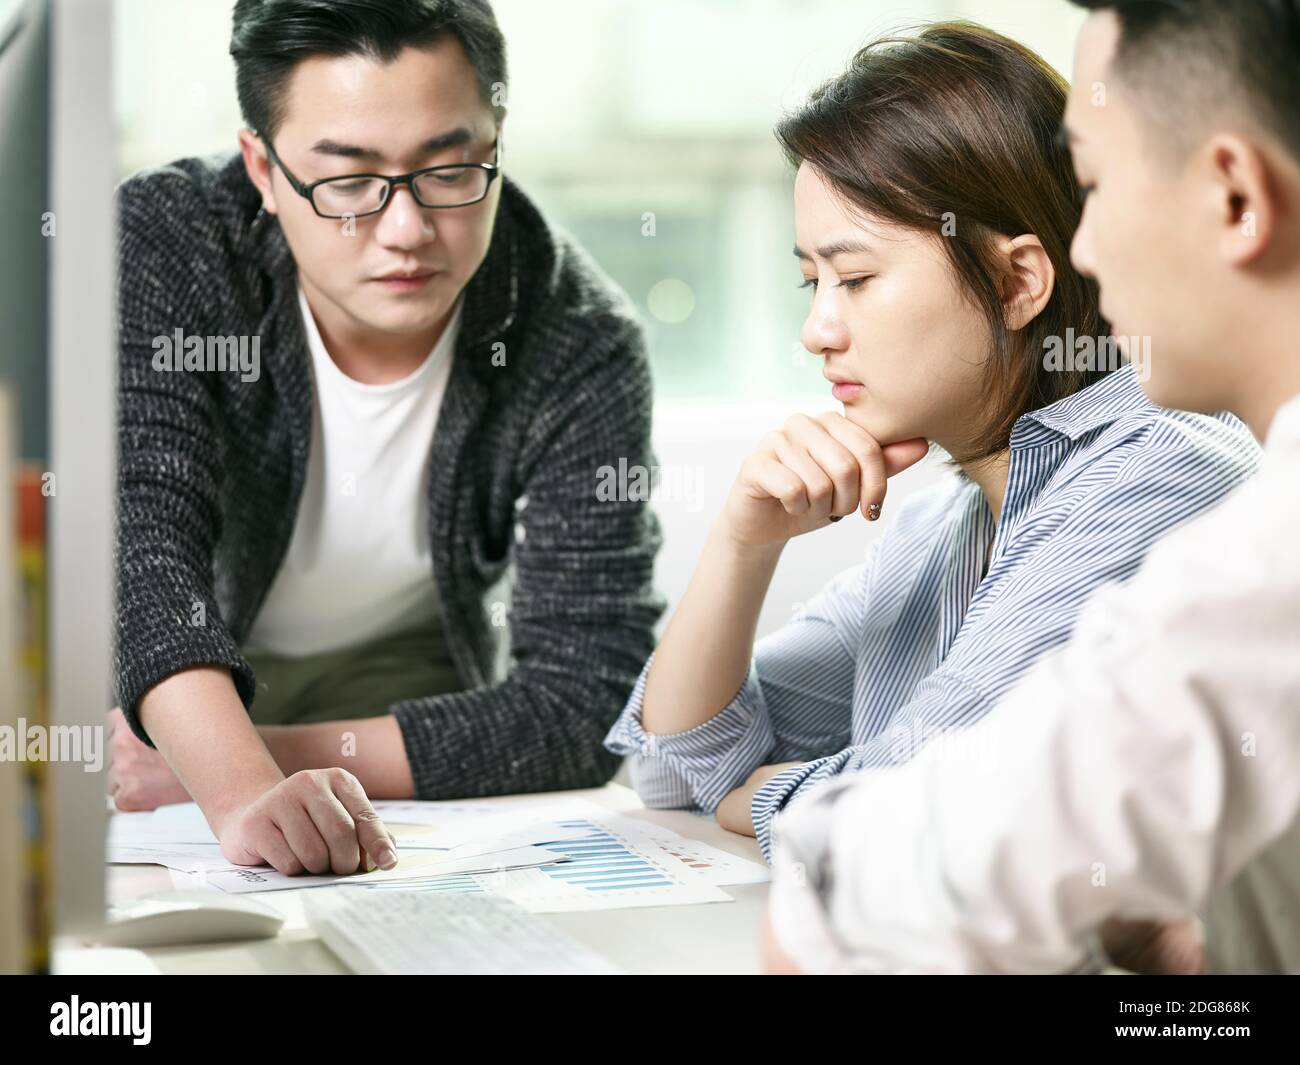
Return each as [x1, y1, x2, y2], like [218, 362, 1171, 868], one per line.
[781, 414, 863, 518]
[817, 414, 931, 519]
[746, 452, 811, 516]
[813, 413, 888, 518]
[772, 434, 839, 520]
[741, 415, 930, 532]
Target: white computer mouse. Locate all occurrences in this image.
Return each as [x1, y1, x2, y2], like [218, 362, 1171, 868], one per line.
[92, 891, 285, 948]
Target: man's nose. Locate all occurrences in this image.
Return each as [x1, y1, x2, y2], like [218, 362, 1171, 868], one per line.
[374, 185, 436, 247]
[1070, 205, 1096, 279]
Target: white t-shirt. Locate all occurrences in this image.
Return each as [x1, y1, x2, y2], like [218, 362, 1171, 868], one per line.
[243, 285, 460, 657]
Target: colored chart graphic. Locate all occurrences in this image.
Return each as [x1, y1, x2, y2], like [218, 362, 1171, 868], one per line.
[358, 818, 732, 911]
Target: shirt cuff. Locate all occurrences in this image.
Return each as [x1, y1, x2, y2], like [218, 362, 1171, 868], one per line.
[751, 761, 833, 860]
[604, 652, 777, 812]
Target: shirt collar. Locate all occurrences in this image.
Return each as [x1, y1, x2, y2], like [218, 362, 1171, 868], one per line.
[296, 282, 463, 394]
[1010, 364, 1154, 449]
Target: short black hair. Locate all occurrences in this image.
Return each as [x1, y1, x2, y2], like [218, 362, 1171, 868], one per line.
[1068, 0, 1300, 160]
[230, 0, 507, 140]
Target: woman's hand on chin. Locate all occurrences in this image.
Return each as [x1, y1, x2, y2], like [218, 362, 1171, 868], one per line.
[719, 411, 927, 548]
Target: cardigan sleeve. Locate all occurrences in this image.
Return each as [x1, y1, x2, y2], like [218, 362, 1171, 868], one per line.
[113, 171, 258, 744]
[390, 317, 666, 797]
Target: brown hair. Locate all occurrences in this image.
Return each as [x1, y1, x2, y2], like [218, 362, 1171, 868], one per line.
[775, 21, 1106, 464]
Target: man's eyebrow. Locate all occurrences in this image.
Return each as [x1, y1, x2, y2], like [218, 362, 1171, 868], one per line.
[308, 127, 475, 161]
[793, 239, 874, 260]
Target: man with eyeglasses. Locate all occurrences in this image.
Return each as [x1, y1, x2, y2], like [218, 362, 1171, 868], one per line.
[107, 0, 664, 878]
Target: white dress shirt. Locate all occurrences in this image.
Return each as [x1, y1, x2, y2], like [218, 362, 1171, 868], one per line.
[768, 392, 1300, 974]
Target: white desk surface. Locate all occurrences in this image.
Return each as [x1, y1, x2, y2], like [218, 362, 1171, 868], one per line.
[74, 784, 768, 975]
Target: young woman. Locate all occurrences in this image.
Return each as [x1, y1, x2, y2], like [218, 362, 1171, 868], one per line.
[604, 22, 1261, 858]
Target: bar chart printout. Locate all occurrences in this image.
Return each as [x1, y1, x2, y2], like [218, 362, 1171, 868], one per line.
[357, 818, 734, 912]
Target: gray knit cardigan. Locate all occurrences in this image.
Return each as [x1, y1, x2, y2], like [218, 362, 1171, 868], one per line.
[114, 152, 664, 799]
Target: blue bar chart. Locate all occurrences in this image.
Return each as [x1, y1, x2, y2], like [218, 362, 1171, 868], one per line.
[358, 816, 731, 911]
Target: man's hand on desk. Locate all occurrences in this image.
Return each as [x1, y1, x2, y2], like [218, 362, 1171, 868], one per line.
[107, 707, 191, 810]
[716, 762, 803, 836]
[108, 702, 400, 876]
[213, 767, 400, 875]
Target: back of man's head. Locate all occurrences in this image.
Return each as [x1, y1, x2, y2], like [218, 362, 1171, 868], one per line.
[1068, 0, 1300, 162]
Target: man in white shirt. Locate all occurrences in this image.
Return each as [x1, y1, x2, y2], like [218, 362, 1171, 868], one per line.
[764, 0, 1300, 974]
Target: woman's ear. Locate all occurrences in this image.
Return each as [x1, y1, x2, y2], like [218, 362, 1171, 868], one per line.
[999, 234, 1055, 330]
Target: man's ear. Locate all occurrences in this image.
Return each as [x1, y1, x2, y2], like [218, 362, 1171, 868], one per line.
[1204, 132, 1277, 266]
[237, 129, 279, 216]
[999, 234, 1056, 330]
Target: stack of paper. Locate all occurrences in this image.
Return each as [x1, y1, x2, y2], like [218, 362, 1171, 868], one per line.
[108, 796, 769, 912]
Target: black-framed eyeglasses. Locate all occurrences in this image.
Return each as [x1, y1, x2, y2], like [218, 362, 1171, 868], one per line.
[260, 136, 501, 219]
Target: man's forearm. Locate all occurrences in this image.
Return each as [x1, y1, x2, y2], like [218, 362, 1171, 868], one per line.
[259, 716, 414, 800]
[137, 666, 284, 835]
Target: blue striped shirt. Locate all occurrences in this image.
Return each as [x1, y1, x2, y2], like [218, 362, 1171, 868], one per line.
[604, 366, 1262, 859]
